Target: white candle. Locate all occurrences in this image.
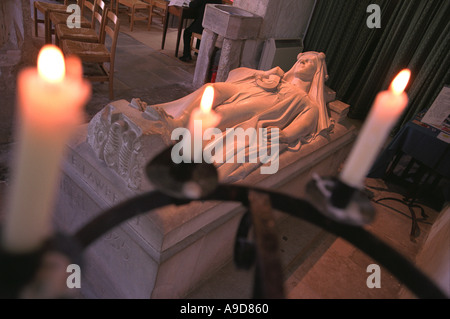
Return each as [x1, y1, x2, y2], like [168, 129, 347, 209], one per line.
[183, 85, 221, 163]
[2, 45, 91, 253]
[339, 69, 411, 189]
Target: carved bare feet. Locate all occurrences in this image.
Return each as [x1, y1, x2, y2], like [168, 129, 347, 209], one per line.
[143, 106, 185, 130]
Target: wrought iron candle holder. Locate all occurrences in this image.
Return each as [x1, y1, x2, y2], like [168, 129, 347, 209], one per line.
[0, 145, 448, 299]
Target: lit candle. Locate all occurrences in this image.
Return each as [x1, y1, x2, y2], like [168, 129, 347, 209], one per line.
[183, 85, 221, 163]
[339, 69, 411, 189]
[2, 45, 91, 253]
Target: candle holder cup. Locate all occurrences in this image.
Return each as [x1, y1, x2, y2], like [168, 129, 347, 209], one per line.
[145, 144, 218, 199]
[307, 174, 375, 226]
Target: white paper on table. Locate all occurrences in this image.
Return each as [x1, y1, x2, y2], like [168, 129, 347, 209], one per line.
[437, 132, 450, 144]
[169, 0, 191, 6]
[421, 86, 450, 129]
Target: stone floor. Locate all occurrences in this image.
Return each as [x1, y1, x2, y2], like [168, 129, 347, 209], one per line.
[186, 177, 442, 299]
[0, 9, 447, 300]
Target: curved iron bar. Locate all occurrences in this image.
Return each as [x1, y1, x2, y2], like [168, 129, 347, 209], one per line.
[73, 184, 448, 299]
[74, 191, 190, 249]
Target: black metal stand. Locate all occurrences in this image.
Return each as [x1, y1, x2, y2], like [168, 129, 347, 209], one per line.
[375, 196, 427, 241]
[1, 145, 448, 299]
[377, 152, 438, 242]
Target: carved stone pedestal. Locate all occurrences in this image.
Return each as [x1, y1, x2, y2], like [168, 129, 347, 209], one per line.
[54, 100, 245, 298]
[193, 4, 262, 88]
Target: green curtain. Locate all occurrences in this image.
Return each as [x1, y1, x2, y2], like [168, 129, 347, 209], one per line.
[304, 0, 450, 132]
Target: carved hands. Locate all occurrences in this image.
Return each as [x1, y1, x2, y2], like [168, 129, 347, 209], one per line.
[255, 67, 284, 92]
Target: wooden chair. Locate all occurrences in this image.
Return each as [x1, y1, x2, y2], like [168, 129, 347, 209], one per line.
[61, 10, 121, 100]
[33, 0, 70, 37]
[149, 0, 168, 29]
[190, 32, 202, 55]
[45, 0, 93, 43]
[116, 0, 151, 31]
[55, 0, 108, 47]
[108, 0, 117, 11]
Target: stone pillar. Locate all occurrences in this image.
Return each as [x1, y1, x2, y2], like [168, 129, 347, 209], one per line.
[192, 29, 218, 89]
[215, 38, 243, 83]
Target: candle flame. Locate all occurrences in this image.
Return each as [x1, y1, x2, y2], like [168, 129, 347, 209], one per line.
[390, 69, 411, 95]
[200, 85, 214, 113]
[37, 45, 65, 83]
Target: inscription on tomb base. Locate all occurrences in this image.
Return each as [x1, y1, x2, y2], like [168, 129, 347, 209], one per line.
[67, 146, 128, 206]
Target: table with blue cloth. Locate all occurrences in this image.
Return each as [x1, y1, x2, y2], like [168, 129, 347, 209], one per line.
[369, 115, 450, 182]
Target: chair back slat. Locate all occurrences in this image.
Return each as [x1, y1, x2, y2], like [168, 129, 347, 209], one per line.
[152, 0, 168, 10]
[101, 10, 120, 46]
[93, 0, 107, 34]
[103, 10, 120, 100]
[83, 0, 95, 26]
[84, 0, 94, 12]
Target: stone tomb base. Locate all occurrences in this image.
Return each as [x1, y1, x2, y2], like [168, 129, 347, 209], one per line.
[53, 100, 357, 299]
